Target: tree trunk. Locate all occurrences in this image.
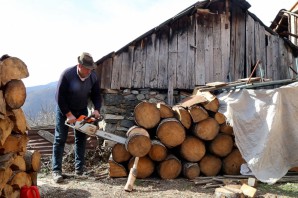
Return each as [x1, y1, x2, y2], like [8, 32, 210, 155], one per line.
[180, 136, 205, 162]
[222, 149, 245, 175]
[0, 57, 29, 86]
[157, 154, 182, 179]
[182, 162, 200, 179]
[148, 140, 167, 162]
[199, 154, 222, 176]
[108, 154, 127, 178]
[192, 117, 219, 141]
[134, 101, 160, 129]
[209, 133, 234, 157]
[4, 80, 26, 109]
[128, 156, 154, 179]
[125, 126, 151, 157]
[111, 143, 131, 163]
[173, 106, 192, 129]
[24, 150, 41, 172]
[157, 103, 174, 118]
[188, 105, 209, 123]
[156, 118, 186, 148]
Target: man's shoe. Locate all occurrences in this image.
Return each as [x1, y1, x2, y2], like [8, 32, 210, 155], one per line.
[52, 171, 63, 183]
[75, 170, 83, 176]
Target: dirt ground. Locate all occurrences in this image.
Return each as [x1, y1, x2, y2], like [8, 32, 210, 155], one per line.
[37, 149, 298, 198]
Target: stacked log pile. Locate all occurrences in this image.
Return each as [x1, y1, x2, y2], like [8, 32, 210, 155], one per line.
[109, 89, 245, 180]
[0, 55, 41, 197]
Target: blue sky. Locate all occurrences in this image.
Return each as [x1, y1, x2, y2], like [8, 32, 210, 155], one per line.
[0, 0, 297, 87]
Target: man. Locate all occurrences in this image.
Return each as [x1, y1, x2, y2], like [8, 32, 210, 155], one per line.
[52, 52, 101, 183]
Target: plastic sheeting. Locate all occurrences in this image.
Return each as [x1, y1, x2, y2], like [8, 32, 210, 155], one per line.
[217, 82, 298, 184]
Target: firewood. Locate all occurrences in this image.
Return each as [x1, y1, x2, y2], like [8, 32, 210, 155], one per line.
[8, 108, 28, 134]
[24, 150, 41, 172]
[8, 171, 32, 189]
[157, 154, 182, 179]
[192, 117, 219, 141]
[29, 172, 38, 186]
[0, 56, 29, 86]
[0, 153, 16, 170]
[2, 184, 13, 198]
[125, 126, 151, 157]
[188, 105, 209, 123]
[177, 94, 208, 108]
[214, 112, 226, 124]
[148, 140, 167, 161]
[108, 154, 127, 178]
[0, 134, 29, 155]
[222, 149, 246, 175]
[0, 91, 6, 119]
[240, 183, 257, 197]
[209, 133, 234, 157]
[156, 118, 186, 148]
[0, 168, 12, 192]
[173, 105, 192, 129]
[134, 101, 160, 129]
[157, 103, 174, 118]
[0, 117, 14, 146]
[220, 122, 234, 135]
[11, 155, 26, 171]
[214, 185, 243, 198]
[199, 154, 222, 176]
[4, 80, 26, 109]
[182, 162, 200, 179]
[180, 136, 206, 162]
[128, 156, 155, 179]
[196, 91, 220, 112]
[111, 143, 131, 163]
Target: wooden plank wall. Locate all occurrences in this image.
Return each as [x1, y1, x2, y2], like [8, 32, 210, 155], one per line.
[97, 8, 297, 90]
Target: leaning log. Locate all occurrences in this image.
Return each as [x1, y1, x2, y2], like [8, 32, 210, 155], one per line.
[134, 101, 160, 129]
[156, 118, 186, 148]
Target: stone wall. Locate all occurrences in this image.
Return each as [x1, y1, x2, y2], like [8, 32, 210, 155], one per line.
[99, 88, 190, 137]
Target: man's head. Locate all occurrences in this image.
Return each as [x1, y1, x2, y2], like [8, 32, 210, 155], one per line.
[77, 52, 96, 70]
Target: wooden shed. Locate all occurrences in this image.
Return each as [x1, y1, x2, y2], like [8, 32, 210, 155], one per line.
[95, 0, 298, 99]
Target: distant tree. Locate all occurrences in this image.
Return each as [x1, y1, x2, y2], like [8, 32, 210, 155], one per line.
[25, 103, 56, 127]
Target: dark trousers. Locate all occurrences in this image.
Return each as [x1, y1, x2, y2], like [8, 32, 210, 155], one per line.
[52, 106, 88, 172]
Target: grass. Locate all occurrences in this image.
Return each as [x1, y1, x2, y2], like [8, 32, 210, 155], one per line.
[258, 182, 298, 197]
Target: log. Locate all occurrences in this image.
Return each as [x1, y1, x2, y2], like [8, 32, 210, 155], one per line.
[157, 103, 174, 118]
[192, 117, 219, 141]
[0, 153, 16, 170]
[182, 162, 200, 179]
[196, 91, 220, 112]
[177, 94, 208, 108]
[199, 154, 222, 176]
[11, 155, 26, 171]
[108, 154, 128, 178]
[209, 133, 234, 157]
[0, 134, 29, 155]
[24, 150, 41, 172]
[222, 149, 245, 175]
[157, 154, 182, 179]
[134, 101, 160, 129]
[0, 168, 12, 192]
[29, 172, 38, 186]
[220, 122, 234, 135]
[214, 112, 226, 124]
[180, 136, 205, 162]
[4, 80, 26, 109]
[111, 143, 131, 163]
[0, 57, 29, 86]
[0, 117, 14, 146]
[156, 118, 186, 148]
[128, 156, 155, 179]
[148, 140, 167, 161]
[188, 105, 209, 123]
[8, 171, 32, 189]
[173, 105, 192, 129]
[0, 91, 6, 118]
[8, 108, 28, 134]
[125, 126, 151, 157]
[2, 184, 13, 198]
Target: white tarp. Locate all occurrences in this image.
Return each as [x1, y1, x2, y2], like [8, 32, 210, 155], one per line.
[217, 82, 298, 184]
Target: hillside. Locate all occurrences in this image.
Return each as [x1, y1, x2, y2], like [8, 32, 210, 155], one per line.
[23, 81, 57, 125]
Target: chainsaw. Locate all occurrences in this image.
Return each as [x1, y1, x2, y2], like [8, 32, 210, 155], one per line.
[65, 115, 139, 192]
[64, 115, 126, 144]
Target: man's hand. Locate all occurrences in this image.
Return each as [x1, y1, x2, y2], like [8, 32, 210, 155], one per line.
[92, 110, 101, 119]
[66, 112, 76, 124]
